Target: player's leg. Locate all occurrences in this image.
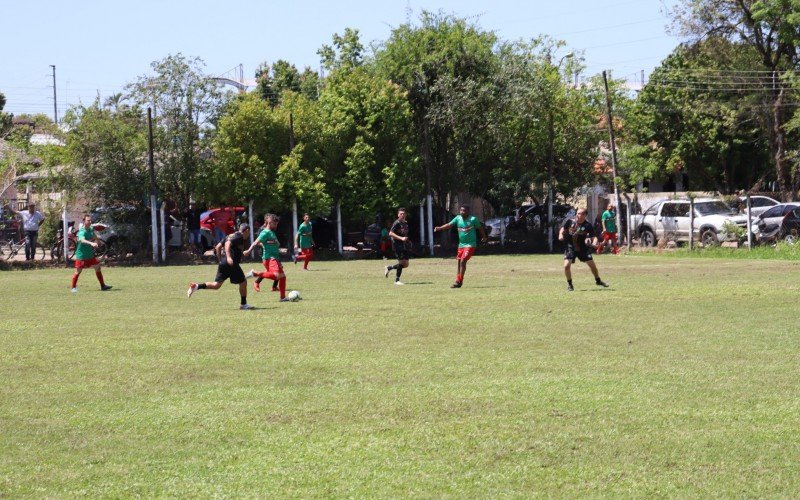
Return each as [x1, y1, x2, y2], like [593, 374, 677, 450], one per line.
[564, 258, 574, 291]
[71, 265, 83, 291]
[302, 247, 313, 270]
[585, 259, 608, 287]
[93, 262, 111, 290]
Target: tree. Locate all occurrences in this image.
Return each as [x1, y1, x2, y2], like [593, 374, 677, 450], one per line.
[255, 60, 304, 107]
[623, 38, 771, 193]
[0, 92, 12, 137]
[204, 92, 330, 214]
[375, 12, 498, 216]
[63, 102, 148, 206]
[670, 0, 800, 200]
[126, 54, 228, 205]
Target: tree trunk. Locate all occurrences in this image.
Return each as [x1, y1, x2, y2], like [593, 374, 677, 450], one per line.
[772, 85, 793, 201]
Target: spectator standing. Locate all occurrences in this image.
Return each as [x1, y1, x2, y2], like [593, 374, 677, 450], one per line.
[6, 202, 45, 260]
[184, 201, 203, 255]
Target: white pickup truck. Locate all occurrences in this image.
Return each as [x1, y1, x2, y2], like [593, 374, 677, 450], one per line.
[632, 198, 749, 246]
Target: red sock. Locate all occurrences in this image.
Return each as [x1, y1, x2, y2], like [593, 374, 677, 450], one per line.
[457, 274, 463, 282]
[96, 271, 106, 286]
[71, 273, 79, 288]
[279, 277, 286, 298]
[303, 252, 311, 269]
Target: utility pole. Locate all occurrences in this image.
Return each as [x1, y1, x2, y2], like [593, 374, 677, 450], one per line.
[50, 65, 58, 124]
[547, 52, 573, 253]
[602, 70, 623, 246]
[148, 108, 159, 264]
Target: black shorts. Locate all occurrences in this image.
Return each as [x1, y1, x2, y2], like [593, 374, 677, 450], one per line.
[215, 263, 246, 284]
[394, 246, 410, 261]
[564, 247, 592, 263]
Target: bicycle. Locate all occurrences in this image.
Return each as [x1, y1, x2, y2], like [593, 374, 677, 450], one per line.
[4, 234, 47, 260]
[51, 225, 77, 262]
[51, 224, 109, 261]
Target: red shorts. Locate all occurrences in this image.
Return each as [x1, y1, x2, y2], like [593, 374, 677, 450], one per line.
[299, 247, 314, 258]
[602, 231, 618, 242]
[75, 257, 99, 269]
[262, 258, 283, 274]
[456, 247, 476, 261]
[379, 242, 390, 252]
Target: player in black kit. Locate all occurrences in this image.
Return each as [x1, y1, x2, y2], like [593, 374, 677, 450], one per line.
[384, 207, 411, 285]
[187, 223, 254, 309]
[559, 208, 609, 292]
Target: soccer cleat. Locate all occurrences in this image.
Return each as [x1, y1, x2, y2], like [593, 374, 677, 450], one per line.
[253, 281, 261, 292]
[384, 266, 391, 278]
[245, 269, 255, 279]
[187, 282, 198, 298]
[395, 280, 404, 286]
[450, 281, 462, 288]
[101, 285, 113, 291]
[567, 283, 574, 292]
[240, 303, 254, 310]
[596, 279, 609, 288]
[279, 297, 292, 302]
[271, 286, 279, 292]
[71, 287, 78, 293]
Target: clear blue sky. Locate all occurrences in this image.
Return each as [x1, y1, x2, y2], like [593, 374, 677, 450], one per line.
[1, 0, 682, 118]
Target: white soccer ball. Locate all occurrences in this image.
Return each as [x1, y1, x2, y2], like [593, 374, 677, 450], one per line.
[287, 290, 301, 302]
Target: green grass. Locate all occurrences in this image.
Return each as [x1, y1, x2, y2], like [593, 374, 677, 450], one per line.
[631, 241, 800, 260]
[2, 255, 800, 496]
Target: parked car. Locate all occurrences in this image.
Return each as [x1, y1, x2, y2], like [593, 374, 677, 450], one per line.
[486, 203, 573, 239]
[90, 205, 150, 257]
[749, 203, 800, 234]
[199, 206, 246, 250]
[632, 198, 747, 246]
[732, 195, 780, 217]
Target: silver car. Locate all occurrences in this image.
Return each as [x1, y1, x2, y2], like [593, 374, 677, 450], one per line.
[750, 203, 800, 234]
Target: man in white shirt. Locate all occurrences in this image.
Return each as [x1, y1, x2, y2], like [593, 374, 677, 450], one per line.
[6, 202, 45, 260]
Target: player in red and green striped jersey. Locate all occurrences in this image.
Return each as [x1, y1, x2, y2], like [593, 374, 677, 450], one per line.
[434, 205, 487, 288]
[294, 213, 314, 270]
[245, 214, 291, 302]
[70, 214, 112, 293]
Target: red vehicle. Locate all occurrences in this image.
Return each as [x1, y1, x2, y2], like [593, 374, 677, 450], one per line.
[199, 206, 246, 250]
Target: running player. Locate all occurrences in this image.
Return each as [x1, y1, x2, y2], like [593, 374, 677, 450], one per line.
[434, 205, 487, 288]
[596, 203, 620, 254]
[187, 223, 253, 309]
[384, 207, 410, 285]
[70, 214, 112, 292]
[294, 213, 314, 270]
[245, 214, 291, 302]
[559, 208, 609, 292]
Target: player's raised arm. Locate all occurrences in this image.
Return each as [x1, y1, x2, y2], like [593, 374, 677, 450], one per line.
[434, 222, 453, 233]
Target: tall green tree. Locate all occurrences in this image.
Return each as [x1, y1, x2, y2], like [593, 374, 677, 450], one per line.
[623, 38, 771, 193]
[126, 54, 227, 204]
[0, 92, 12, 137]
[375, 12, 498, 215]
[205, 92, 329, 214]
[314, 29, 419, 223]
[63, 103, 148, 206]
[670, 0, 800, 199]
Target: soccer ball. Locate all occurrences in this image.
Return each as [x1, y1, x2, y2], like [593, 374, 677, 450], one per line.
[287, 290, 301, 302]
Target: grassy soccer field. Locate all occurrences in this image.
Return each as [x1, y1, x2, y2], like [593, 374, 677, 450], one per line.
[2, 254, 800, 496]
